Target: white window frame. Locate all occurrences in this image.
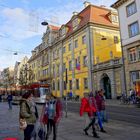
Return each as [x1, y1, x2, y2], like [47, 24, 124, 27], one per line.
[126, 1, 137, 17]
[128, 21, 139, 37]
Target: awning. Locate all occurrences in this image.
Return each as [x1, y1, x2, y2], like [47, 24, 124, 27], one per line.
[40, 84, 50, 88]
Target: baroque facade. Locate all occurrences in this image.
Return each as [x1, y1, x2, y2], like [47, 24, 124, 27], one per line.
[28, 2, 123, 98]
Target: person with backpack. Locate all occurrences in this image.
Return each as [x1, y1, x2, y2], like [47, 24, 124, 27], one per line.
[19, 91, 37, 140]
[41, 93, 62, 140]
[80, 92, 99, 138]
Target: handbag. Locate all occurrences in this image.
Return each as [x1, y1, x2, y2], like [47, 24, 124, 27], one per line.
[19, 118, 27, 130]
[38, 125, 46, 139]
[42, 114, 48, 124]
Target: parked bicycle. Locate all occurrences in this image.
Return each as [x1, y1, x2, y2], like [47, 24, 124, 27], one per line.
[119, 94, 130, 104]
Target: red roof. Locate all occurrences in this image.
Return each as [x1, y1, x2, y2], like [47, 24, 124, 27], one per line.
[64, 5, 118, 37]
[49, 25, 60, 31]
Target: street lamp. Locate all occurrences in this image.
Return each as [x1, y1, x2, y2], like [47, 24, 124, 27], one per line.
[41, 21, 48, 26]
[101, 36, 127, 96]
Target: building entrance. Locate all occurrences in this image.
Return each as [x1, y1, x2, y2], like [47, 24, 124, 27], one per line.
[101, 74, 112, 99]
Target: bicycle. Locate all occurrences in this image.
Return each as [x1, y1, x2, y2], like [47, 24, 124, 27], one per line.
[119, 95, 130, 104]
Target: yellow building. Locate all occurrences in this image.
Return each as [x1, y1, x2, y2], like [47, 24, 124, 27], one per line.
[58, 2, 121, 98]
[28, 2, 123, 98]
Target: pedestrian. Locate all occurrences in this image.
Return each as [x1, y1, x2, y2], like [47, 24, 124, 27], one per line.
[40, 94, 51, 139]
[19, 91, 37, 140]
[95, 90, 108, 123]
[7, 92, 13, 110]
[69, 91, 73, 101]
[41, 93, 62, 140]
[94, 91, 106, 133]
[28, 92, 39, 139]
[80, 92, 99, 138]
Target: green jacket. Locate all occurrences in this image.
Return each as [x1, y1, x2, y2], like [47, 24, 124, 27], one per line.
[19, 99, 36, 125]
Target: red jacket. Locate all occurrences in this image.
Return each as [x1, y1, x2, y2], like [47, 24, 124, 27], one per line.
[80, 97, 96, 117]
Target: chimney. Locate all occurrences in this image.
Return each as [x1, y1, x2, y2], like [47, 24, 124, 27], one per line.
[84, 1, 91, 8]
[31, 50, 36, 56]
[73, 11, 78, 16]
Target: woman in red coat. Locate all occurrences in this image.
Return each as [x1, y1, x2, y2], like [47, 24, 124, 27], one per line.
[80, 92, 99, 138]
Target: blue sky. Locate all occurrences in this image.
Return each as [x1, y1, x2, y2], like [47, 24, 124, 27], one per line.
[0, 0, 117, 70]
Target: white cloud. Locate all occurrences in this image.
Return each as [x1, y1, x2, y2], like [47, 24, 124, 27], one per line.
[0, 7, 43, 41]
[0, 0, 117, 70]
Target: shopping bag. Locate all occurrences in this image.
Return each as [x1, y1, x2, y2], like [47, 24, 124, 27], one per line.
[37, 123, 46, 140]
[19, 118, 27, 130]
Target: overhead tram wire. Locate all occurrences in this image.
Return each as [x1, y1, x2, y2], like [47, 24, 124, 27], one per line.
[0, 48, 30, 55]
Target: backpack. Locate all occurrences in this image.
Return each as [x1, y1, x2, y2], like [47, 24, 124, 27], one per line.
[48, 100, 56, 119]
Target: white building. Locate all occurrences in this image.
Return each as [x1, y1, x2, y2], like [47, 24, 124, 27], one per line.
[112, 0, 140, 94]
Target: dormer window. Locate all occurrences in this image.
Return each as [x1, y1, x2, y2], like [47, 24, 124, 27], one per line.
[72, 18, 81, 30]
[72, 18, 79, 29]
[107, 11, 119, 24]
[60, 25, 68, 37]
[111, 15, 118, 23]
[61, 27, 66, 36]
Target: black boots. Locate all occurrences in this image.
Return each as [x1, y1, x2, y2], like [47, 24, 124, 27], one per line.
[83, 129, 89, 135]
[100, 128, 106, 133]
[93, 132, 100, 138]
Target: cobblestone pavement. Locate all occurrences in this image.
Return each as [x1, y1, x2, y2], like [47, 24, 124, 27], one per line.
[0, 102, 140, 140]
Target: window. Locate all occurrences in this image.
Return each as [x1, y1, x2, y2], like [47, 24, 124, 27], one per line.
[129, 21, 139, 37]
[63, 63, 66, 72]
[69, 43, 72, 51]
[53, 51, 55, 59]
[53, 64, 55, 76]
[76, 79, 79, 90]
[128, 48, 137, 62]
[58, 80, 60, 90]
[69, 80, 72, 90]
[110, 51, 113, 58]
[84, 78, 88, 89]
[69, 60, 72, 71]
[114, 36, 119, 44]
[75, 40, 78, 48]
[72, 18, 79, 28]
[130, 71, 140, 83]
[96, 56, 99, 63]
[82, 35, 86, 44]
[57, 49, 59, 56]
[112, 15, 118, 23]
[64, 81, 66, 90]
[63, 46, 66, 53]
[126, 2, 137, 17]
[61, 27, 66, 36]
[46, 68, 49, 75]
[83, 56, 87, 66]
[57, 64, 60, 74]
[138, 47, 140, 59]
[53, 81, 55, 90]
[75, 56, 80, 67]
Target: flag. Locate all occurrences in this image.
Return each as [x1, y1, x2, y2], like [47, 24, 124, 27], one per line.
[76, 60, 80, 70]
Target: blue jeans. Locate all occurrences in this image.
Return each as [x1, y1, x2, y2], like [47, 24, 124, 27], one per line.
[97, 112, 103, 129]
[8, 100, 12, 109]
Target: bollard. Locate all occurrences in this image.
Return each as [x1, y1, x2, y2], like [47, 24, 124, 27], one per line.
[65, 96, 68, 118]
